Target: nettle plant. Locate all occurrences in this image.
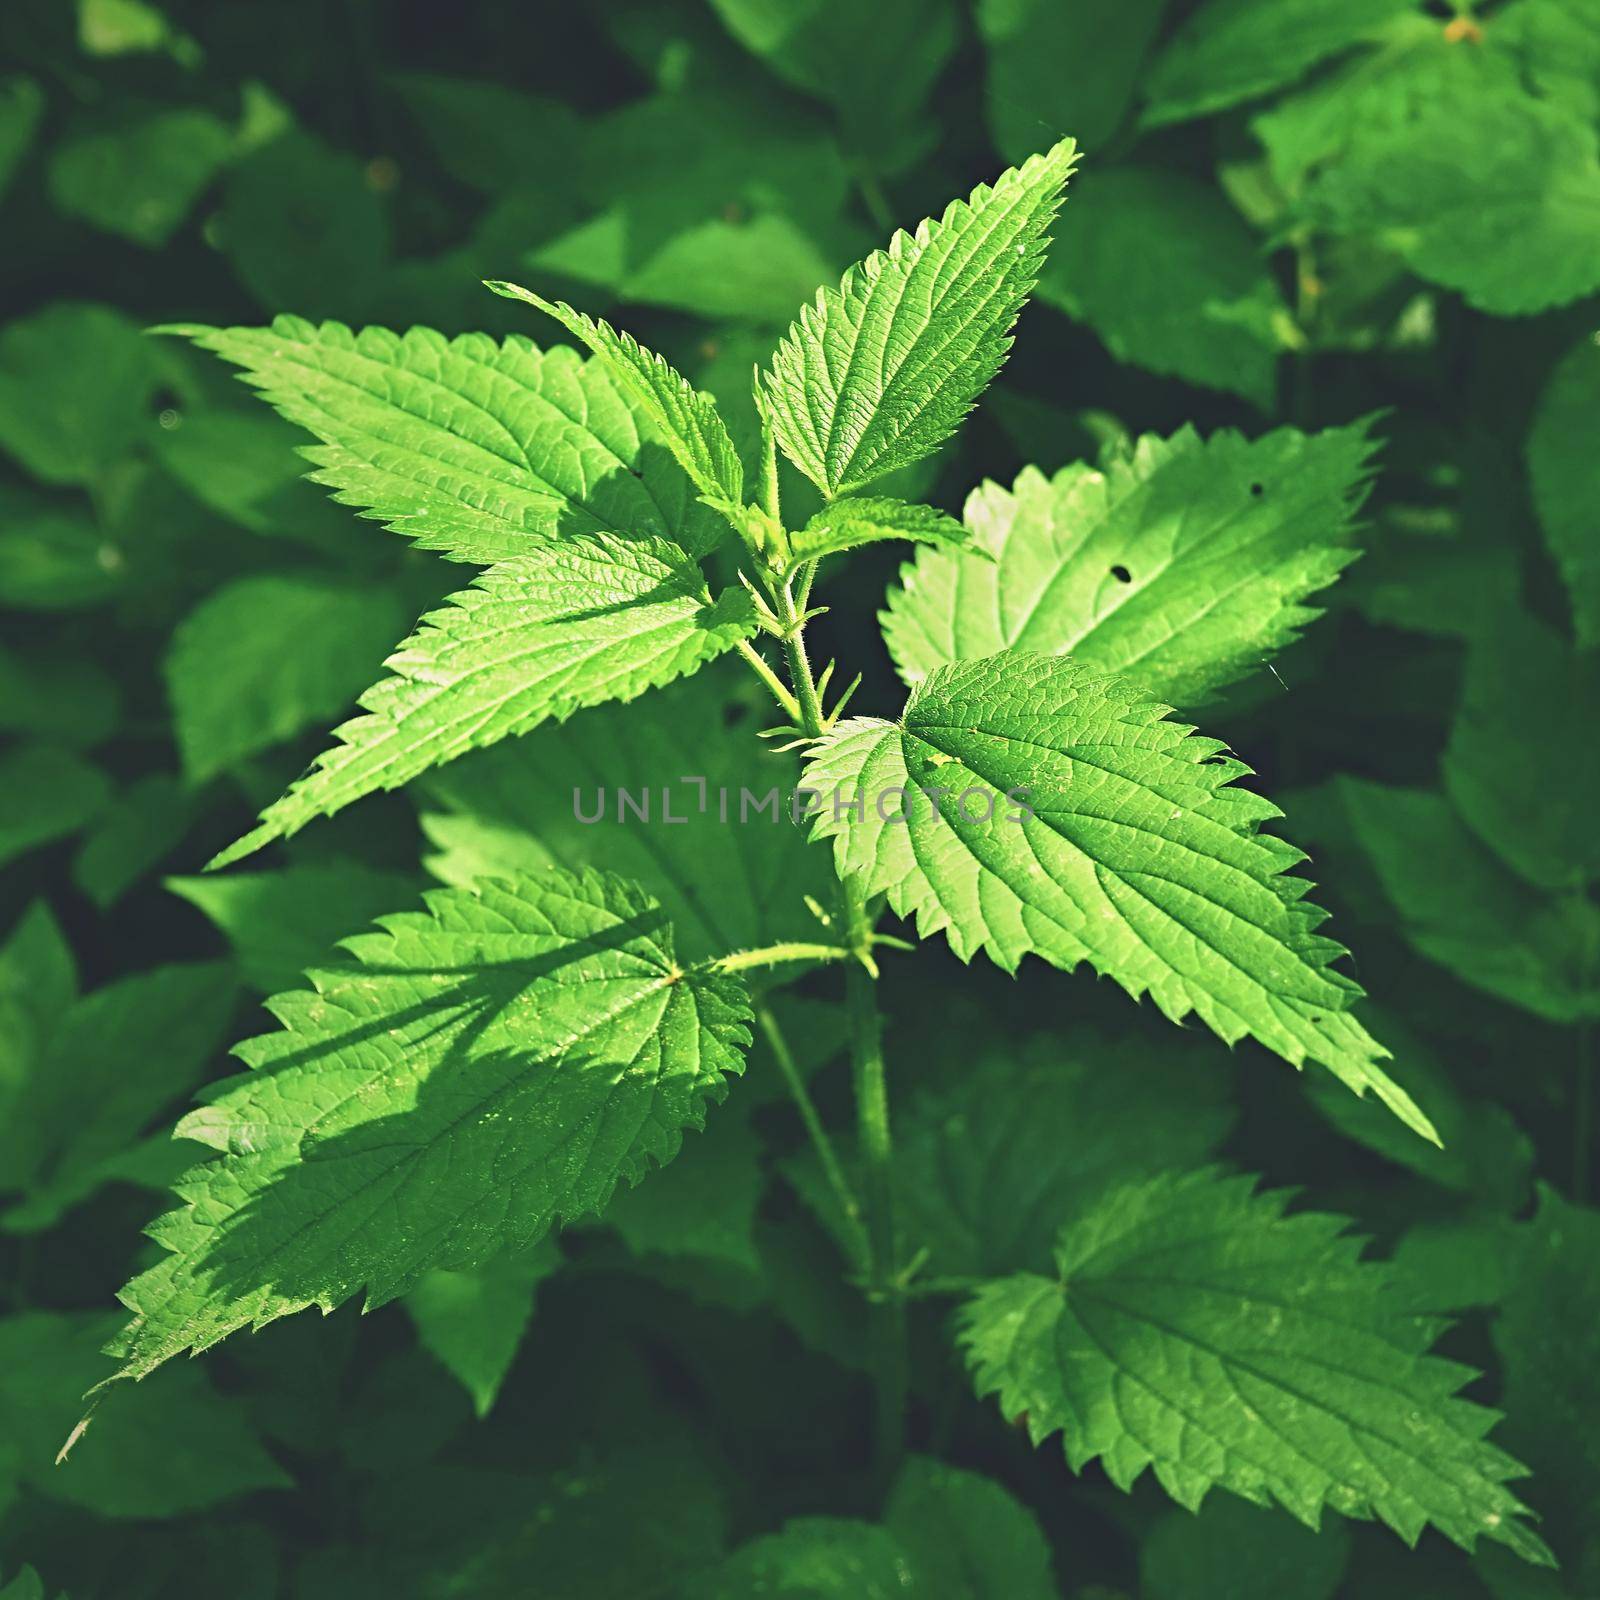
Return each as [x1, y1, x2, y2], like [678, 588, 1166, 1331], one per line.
[101, 139, 1550, 1569]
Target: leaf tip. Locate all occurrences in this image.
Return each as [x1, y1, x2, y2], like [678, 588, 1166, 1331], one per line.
[483, 279, 547, 313]
[204, 827, 273, 872]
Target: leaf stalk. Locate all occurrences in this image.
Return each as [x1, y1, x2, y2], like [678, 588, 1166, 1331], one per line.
[754, 1003, 869, 1271]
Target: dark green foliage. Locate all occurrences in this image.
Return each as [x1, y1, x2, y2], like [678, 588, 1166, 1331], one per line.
[0, 1, 1594, 1594]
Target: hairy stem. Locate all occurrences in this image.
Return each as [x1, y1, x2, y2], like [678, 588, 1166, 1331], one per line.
[779, 591, 829, 737]
[771, 565, 906, 1476]
[733, 638, 801, 723]
[709, 941, 850, 975]
[793, 557, 819, 615]
[754, 1003, 869, 1268]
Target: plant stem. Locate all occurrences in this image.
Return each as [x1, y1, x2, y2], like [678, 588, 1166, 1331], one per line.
[733, 638, 801, 723]
[793, 558, 819, 615]
[844, 875, 904, 1478]
[709, 941, 851, 975]
[778, 581, 829, 737]
[770, 562, 906, 1477]
[895, 1275, 983, 1300]
[754, 1003, 869, 1268]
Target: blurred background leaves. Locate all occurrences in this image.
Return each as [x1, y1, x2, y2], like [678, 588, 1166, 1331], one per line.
[0, 0, 1597, 1594]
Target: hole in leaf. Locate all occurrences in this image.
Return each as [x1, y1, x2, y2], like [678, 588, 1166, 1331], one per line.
[1249, 481, 1265, 497]
[1109, 565, 1132, 584]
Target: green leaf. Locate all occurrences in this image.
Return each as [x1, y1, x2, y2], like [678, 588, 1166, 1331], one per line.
[405, 1239, 561, 1417]
[0, 1310, 287, 1519]
[166, 572, 407, 785]
[78, 0, 191, 58]
[1250, 26, 1462, 196]
[1342, 503, 1518, 643]
[979, 0, 1167, 161]
[109, 868, 751, 1378]
[48, 104, 232, 247]
[891, 1026, 1235, 1277]
[485, 281, 745, 519]
[1335, 779, 1600, 1025]
[1141, 1494, 1350, 1600]
[1528, 333, 1600, 647]
[626, 216, 841, 326]
[802, 650, 1431, 1139]
[1495, 0, 1600, 126]
[167, 315, 724, 565]
[706, 1457, 1055, 1598]
[708, 1519, 911, 1599]
[220, 130, 389, 318]
[707, 0, 958, 171]
[883, 1455, 1058, 1600]
[1493, 1190, 1600, 1585]
[788, 495, 980, 574]
[422, 695, 809, 1285]
[73, 773, 199, 908]
[78, 455, 214, 607]
[539, 210, 846, 327]
[523, 88, 857, 329]
[0, 76, 43, 203]
[1442, 611, 1600, 894]
[0, 639, 121, 746]
[420, 668, 828, 963]
[959, 1168, 1550, 1563]
[528, 86, 851, 284]
[760, 139, 1078, 498]
[0, 303, 163, 486]
[153, 406, 365, 549]
[0, 901, 77, 1102]
[391, 73, 579, 196]
[1300, 1007, 1532, 1209]
[0, 744, 110, 870]
[0, 485, 124, 610]
[1037, 167, 1289, 408]
[0, 962, 234, 1233]
[1391, 1218, 1523, 1315]
[312, 1443, 729, 1598]
[1322, 96, 1600, 319]
[168, 861, 422, 994]
[1142, 0, 1415, 127]
[210, 535, 758, 868]
[1262, 32, 1600, 316]
[882, 422, 1374, 703]
[603, 1103, 765, 1273]
[0, 1566, 49, 1600]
